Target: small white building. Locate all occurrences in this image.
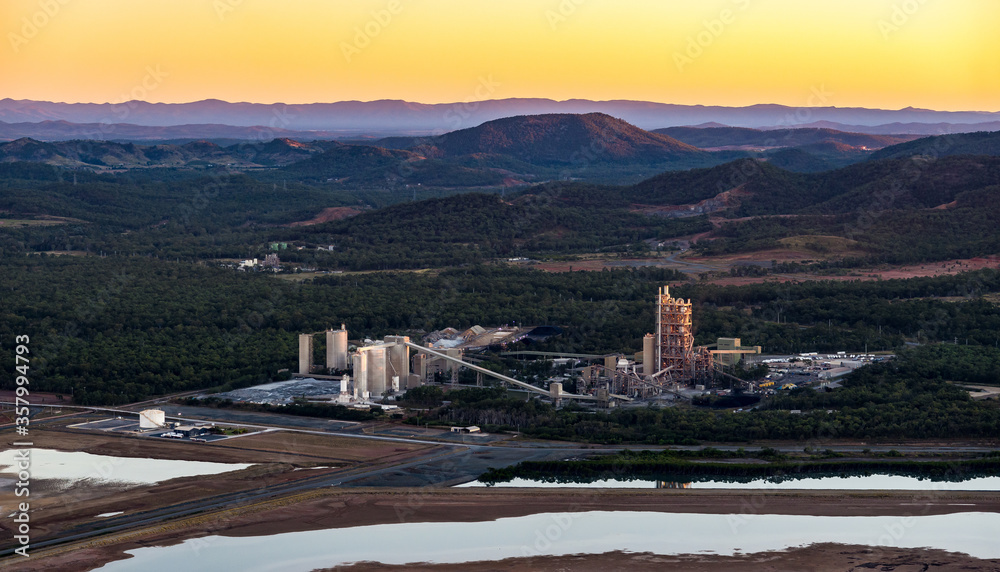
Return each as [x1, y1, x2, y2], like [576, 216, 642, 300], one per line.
[450, 426, 481, 433]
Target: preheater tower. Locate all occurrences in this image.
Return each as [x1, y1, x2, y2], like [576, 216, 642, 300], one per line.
[654, 285, 713, 382]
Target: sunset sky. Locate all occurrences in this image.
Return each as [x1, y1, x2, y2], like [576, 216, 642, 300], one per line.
[2, 0, 998, 111]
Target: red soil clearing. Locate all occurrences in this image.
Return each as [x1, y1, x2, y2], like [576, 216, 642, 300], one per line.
[287, 207, 362, 227]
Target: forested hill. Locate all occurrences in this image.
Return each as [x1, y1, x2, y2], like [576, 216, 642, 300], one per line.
[274, 192, 710, 269]
[430, 113, 706, 164]
[869, 131, 1000, 161]
[0, 137, 337, 169]
[653, 126, 915, 149]
[611, 155, 1000, 216]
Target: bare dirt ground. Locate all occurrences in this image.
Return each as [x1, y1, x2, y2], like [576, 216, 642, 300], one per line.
[0, 426, 435, 554]
[220, 430, 430, 463]
[287, 206, 363, 227]
[5, 425, 427, 465]
[534, 253, 999, 288]
[0, 215, 83, 228]
[0, 390, 70, 405]
[705, 255, 1000, 286]
[9, 489, 1000, 572]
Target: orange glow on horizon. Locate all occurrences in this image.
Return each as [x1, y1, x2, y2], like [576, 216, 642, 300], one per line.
[0, 0, 997, 111]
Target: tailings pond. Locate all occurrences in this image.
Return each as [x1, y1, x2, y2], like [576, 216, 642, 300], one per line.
[93, 511, 1000, 571]
[0, 448, 254, 489]
[458, 474, 1000, 490]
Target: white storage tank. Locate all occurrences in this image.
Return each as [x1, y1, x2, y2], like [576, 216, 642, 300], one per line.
[367, 347, 387, 396]
[327, 325, 349, 371]
[139, 409, 165, 429]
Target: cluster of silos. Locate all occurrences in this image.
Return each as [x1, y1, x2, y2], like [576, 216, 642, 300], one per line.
[298, 326, 350, 375]
[352, 336, 411, 399]
[299, 328, 419, 399]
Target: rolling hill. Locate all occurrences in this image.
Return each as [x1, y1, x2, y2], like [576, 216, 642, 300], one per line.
[653, 126, 916, 150]
[0, 137, 334, 169]
[429, 113, 706, 165]
[869, 131, 1000, 161]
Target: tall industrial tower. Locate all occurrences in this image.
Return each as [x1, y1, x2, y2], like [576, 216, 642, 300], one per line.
[654, 285, 713, 382]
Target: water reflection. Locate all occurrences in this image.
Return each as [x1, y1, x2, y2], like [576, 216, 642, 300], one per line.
[460, 474, 1000, 491]
[656, 481, 691, 489]
[0, 448, 254, 488]
[93, 511, 1000, 571]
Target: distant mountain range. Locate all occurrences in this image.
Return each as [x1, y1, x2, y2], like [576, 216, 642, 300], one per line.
[2, 97, 999, 138]
[2, 114, 998, 184]
[0, 114, 712, 177]
[0, 119, 344, 142]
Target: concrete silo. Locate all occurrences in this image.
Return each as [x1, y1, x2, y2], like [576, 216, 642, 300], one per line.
[643, 333, 655, 377]
[366, 347, 387, 397]
[327, 325, 349, 371]
[298, 333, 314, 375]
[352, 353, 368, 399]
[384, 335, 410, 389]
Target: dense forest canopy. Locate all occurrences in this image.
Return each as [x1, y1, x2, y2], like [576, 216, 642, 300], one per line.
[2, 140, 1000, 444]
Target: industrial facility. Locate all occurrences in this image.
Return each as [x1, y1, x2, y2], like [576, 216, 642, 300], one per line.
[575, 286, 761, 399]
[288, 285, 762, 407]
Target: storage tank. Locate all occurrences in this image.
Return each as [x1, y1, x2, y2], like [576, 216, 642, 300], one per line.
[643, 333, 656, 377]
[604, 355, 617, 372]
[384, 335, 410, 388]
[327, 325, 349, 371]
[298, 333, 313, 375]
[139, 409, 165, 429]
[366, 347, 387, 396]
[352, 353, 367, 397]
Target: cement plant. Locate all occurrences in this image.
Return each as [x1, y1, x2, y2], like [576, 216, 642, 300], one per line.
[272, 286, 775, 409]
